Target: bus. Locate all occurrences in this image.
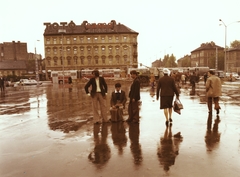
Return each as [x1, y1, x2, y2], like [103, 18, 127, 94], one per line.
[80, 69, 121, 79]
[51, 70, 78, 84]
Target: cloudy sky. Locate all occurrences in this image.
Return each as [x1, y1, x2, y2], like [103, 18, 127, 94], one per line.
[1, 0, 240, 66]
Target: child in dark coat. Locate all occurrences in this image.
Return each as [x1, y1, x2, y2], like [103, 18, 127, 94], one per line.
[110, 83, 127, 122]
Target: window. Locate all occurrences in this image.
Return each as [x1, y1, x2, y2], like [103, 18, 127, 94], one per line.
[54, 58, 57, 66]
[67, 48, 71, 54]
[73, 56, 78, 64]
[94, 47, 98, 54]
[73, 37, 77, 42]
[46, 38, 50, 44]
[53, 48, 57, 55]
[108, 46, 113, 54]
[60, 38, 63, 44]
[67, 38, 70, 44]
[115, 36, 119, 42]
[87, 37, 91, 43]
[53, 38, 57, 44]
[47, 48, 50, 55]
[94, 37, 98, 42]
[80, 37, 84, 43]
[101, 46, 105, 54]
[123, 36, 127, 42]
[73, 48, 77, 54]
[101, 37, 105, 42]
[108, 37, 112, 42]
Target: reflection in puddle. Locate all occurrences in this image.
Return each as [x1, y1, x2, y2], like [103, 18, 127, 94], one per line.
[205, 114, 221, 151]
[157, 126, 183, 172]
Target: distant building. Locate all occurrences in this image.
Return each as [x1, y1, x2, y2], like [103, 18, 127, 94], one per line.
[226, 46, 240, 72]
[190, 42, 224, 69]
[43, 20, 139, 80]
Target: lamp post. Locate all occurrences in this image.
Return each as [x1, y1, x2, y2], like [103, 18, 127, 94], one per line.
[35, 40, 40, 86]
[219, 19, 240, 73]
[58, 29, 66, 84]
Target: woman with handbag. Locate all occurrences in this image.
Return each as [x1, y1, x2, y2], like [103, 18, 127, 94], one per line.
[156, 68, 180, 126]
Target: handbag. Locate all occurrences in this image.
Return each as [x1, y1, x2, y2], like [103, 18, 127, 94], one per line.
[173, 98, 183, 114]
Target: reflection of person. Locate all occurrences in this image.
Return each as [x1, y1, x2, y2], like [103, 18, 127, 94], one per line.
[68, 76, 72, 84]
[203, 72, 208, 85]
[84, 70, 108, 124]
[88, 123, 111, 167]
[157, 126, 182, 172]
[206, 70, 222, 114]
[150, 73, 155, 88]
[205, 114, 221, 151]
[110, 83, 127, 122]
[128, 122, 142, 165]
[156, 68, 179, 126]
[0, 76, 5, 92]
[189, 72, 198, 92]
[111, 122, 127, 155]
[126, 70, 141, 123]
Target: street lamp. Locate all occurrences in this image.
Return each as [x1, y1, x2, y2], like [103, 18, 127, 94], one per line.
[58, 29, 66, 84]
[35, 40, 40, 86]
[219, 19, 240, 73]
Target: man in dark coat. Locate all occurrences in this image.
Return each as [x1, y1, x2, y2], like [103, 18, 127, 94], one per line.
[127, 70, 141, 123]
[84, 70, 108, 124]
[156, 68, 179, 126]
[0, 76, 5, 92]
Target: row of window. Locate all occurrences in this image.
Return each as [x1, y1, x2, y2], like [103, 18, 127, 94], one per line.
[45, 46, 132, 55]
[46, 57, 136, 66]
[46, 36, 136, 44]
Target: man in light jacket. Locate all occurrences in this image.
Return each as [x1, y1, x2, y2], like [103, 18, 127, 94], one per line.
[206, 70, 222, 114]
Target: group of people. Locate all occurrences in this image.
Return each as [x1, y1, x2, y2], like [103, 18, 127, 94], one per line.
[84, 68, 222, 126]
[84, 69, 141, 124]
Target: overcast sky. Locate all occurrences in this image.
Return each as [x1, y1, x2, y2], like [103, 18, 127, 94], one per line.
[1, 0, 240, 66]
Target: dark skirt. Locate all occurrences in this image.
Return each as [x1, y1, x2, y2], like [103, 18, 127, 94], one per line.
[160, 96, 174, 109]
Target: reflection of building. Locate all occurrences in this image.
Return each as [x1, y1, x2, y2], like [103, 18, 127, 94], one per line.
[43, 20, 139, 80]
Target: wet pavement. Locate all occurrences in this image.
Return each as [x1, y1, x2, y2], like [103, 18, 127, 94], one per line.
[0, 80, 240, 177]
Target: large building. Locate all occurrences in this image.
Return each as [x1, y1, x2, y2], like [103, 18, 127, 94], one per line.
[0, 41, 42, 78]
[0, 41, 28, 76]
[43, 20, 139, 79]
[190, 42, 224, 70]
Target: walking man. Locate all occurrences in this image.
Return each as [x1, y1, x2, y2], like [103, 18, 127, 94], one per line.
[156, 68, 179, 126]
[206, 70, 222, 114]
[85, 70, 109, 124]
[127, 70, 141, 123]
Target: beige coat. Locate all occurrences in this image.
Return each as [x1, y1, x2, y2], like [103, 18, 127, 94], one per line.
[206, 75, 222, 97]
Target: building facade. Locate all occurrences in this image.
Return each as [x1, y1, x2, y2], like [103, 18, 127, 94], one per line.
[0, 41, 28, 76]
[43, 20, 139, 79]
[226, 46, 240, 72]
[190, 42, 224, 70]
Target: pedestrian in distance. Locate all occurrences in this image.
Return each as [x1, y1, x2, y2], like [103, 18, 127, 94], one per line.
[0, 76, 5, 92]
[110, 83, 127, 122]
[68, 76, 72, 84]
[203, 72, 208, 85]
[84, 69, 109, 124]
[206, 70, 222, 115]
[156, 68, 180, 127]
[126, 70, 141, 123]
[189, 72, 199, 95]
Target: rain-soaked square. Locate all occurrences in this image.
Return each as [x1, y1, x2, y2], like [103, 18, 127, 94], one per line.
[0, 80, 240, 177]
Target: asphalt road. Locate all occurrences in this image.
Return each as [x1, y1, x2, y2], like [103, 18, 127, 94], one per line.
[0, 80, 240, 177]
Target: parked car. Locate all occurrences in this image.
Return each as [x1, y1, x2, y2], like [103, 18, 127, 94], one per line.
[19, 79, 42, 85]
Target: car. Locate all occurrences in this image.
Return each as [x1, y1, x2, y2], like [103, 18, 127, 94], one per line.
[19, 79, 42, 85]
